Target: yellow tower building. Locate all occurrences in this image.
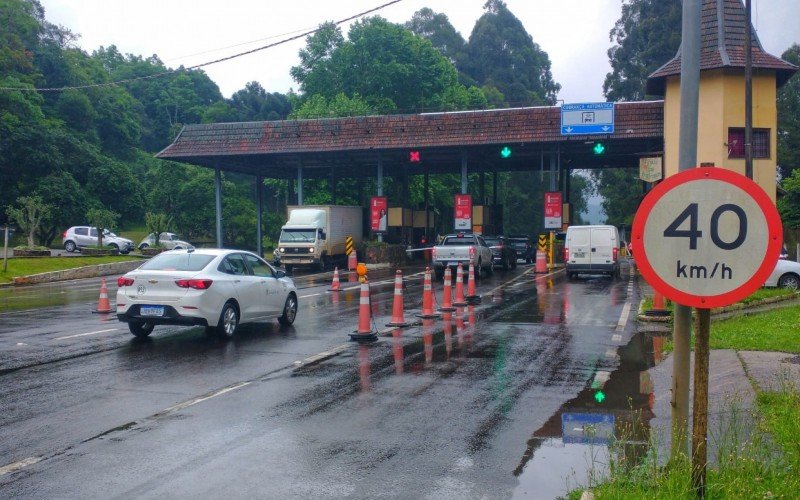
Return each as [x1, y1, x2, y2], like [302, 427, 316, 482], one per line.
[646, 0, 797, 202]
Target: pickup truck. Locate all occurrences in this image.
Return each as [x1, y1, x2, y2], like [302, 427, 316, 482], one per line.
[431, 233, 494, 280]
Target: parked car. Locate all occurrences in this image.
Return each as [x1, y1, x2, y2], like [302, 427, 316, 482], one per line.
[116, 248, 298, 338]
[483, 235, 518, 270]
[507, 235, 533, 264]
[62, 226, 134, 254]
[138, 232, 193, 250]
[764, 258, 800, 289]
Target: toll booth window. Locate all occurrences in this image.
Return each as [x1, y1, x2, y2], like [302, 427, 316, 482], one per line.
[727, 128, 770, 159]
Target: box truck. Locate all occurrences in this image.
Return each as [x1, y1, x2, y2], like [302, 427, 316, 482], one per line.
[276, 205, 363, 273]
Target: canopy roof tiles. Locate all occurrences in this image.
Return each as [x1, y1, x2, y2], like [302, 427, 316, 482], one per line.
[156, 101, 663, 177]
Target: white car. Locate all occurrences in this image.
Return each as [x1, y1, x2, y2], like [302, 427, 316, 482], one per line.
[138, 232, 193, 250]
[764, 258, 800, 289]
[116, 248, 298, 338]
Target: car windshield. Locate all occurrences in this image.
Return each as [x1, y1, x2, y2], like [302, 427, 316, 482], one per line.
[104, 230, 117, 237]
[139, 253, 215, 271]
[279, 229, 317, 243]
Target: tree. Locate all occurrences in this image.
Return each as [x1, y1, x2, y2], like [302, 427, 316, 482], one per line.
[291, 17, 480, 113]
[85, 207, 119, 248]
[462, 0, 560, 106]
[35, 170, 87, 246]
[778, 44, 800, 179]
[590, 168, 642, 227]
[603, 0, 681, 102]
[6, 195, 50, 248]
[144, 212, 170, 247]
[229, 82, 291, 121]
[405, 8, 466, 67]
[289, 93, 375, 119]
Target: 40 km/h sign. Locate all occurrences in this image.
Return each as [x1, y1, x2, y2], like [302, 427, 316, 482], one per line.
[632, 168, 782, 309]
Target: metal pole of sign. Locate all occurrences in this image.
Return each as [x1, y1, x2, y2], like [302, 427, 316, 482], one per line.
[692, 309, 711, 497]
[673, 0, 701, 463]
[377, 158, 384, 244]
[744, 0, 754, 179]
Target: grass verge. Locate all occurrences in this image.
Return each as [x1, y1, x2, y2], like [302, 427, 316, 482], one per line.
[0, 256, 139, 284]
[569, 386, 800, 498]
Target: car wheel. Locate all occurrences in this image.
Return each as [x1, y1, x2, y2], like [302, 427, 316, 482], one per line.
[174, 246, 183, 250]
[511, 258, 517, 270]
[502, 256, 510, 270]
[217, 302, 239, 338]
[778, 273, 800, 290]
[435, 269, 444, 281]
[109, 243, 119, 253]
[139, 243, 149, 250]
[526, 257, 532, 264]
[278, 294, 298, 326]
[129, 321, 154, 338]
[64, 240, 76, 253]
[317, 256, 327, 272]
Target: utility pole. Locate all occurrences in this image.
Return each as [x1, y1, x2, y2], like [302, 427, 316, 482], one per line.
[672, 0, 701, 461]
[745, 0, 754, 179]
[2, 224, 10, 272]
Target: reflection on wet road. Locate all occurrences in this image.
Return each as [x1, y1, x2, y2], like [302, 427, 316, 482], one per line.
[0, 260, 662, 498]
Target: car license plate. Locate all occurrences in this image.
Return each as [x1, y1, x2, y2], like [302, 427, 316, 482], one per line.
[140, 305, 164, 317]
[574, 252, 585, 258]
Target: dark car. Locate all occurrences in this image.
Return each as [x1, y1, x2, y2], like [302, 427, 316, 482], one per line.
[507, 236, 533, 264]
[483, 236, 518, 270]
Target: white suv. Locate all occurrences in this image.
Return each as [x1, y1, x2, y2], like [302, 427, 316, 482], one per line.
[62, 226, 134, 254]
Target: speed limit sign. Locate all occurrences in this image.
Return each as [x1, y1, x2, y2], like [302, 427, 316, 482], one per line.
[632, 167, 782, 308]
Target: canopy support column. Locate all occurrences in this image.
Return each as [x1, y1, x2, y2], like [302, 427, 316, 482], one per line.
[215, 165, 223, 248]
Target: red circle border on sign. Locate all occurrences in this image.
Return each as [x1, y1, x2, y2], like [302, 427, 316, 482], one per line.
[631, 167, 783, 309]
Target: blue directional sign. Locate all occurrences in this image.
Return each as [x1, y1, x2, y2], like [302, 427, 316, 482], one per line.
[561, 412, 615, 444]
[561, 102, 615, 135]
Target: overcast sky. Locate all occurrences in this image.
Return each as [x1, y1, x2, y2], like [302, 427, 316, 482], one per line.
[38, 0, 799, 103]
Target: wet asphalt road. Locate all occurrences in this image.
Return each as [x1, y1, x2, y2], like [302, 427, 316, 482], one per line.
[0, 260, 656, 499]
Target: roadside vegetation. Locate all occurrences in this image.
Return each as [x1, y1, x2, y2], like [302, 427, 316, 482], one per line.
[0, 256, 139, 284]
[570, 289, 800, 498]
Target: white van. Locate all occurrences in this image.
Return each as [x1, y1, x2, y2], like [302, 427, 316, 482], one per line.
[564, 225, 621, 279]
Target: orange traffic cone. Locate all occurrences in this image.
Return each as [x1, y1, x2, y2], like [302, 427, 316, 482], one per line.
[350, 280, 378, 342]
[386, 270, 410, 327]
[453, 264, 467, 307]
[466, 263, 481, 304]
[535, 249, 548, 273]
[416, 267, 441, 319]
[329, 266, 341, 291]
[94, 278, 112, 313]
[439, 266, 456, 312]
[348, 251, 357, 271]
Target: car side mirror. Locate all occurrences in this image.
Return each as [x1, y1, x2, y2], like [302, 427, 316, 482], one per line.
[320, 231, 326, 241]
[275, 270, 287, 279]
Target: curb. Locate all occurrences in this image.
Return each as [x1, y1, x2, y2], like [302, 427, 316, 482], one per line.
[6, 260, 143, 286]
[637, 291, 800, 323]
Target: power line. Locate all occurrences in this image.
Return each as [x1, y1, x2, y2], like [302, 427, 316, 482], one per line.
[0, 0, 404, 93]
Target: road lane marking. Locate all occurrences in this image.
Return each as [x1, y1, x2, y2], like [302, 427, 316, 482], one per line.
[155, 382, 251, 417]
[54, 328, 119, 340]
[615, 302, 632, 333]
[293, 344, 350, 368]
[0, 456, 42, 476]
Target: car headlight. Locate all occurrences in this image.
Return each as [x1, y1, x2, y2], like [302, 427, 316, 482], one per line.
[308, 247, 315, 253]
[280, 248, 285, 253]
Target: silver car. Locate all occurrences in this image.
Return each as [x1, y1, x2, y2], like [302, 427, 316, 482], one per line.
[138, 232, 193, 250]
[62, 226, 134, 254]
[764, 258, 800, 289]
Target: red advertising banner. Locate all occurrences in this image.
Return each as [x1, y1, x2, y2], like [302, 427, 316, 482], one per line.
[370, 196, 388, 232]
[544, 192, 562, 229]
[454, 194, 472, 231]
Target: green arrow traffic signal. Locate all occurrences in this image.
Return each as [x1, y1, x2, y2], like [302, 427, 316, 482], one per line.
[500, 146, 512, 159]
[593, 142, 606, 155]
[594, 390, 606, 403]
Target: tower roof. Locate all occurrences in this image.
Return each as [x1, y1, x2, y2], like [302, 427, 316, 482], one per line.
[646, 0, 797, 95]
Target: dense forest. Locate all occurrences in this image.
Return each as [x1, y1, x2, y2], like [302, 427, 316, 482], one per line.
[1, 0, 797, 251]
